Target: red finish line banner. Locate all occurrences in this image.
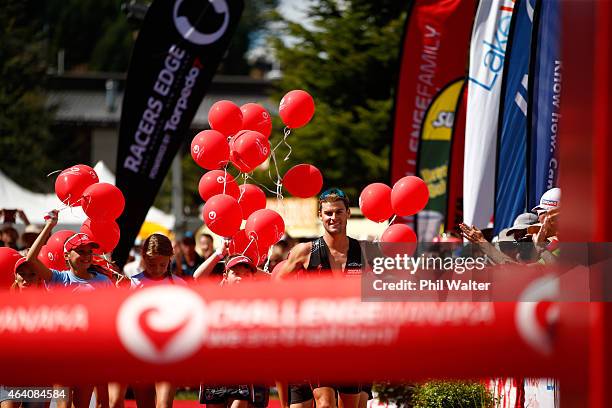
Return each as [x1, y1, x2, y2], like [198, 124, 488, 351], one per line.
[0, 278, 570, 385]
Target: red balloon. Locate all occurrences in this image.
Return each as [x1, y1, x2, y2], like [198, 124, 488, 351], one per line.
[381, 224, 417, 243]
[203, 194, 243, 238]
[229, 130, 271, 173]
[198, 170, 240, 201]
[380, 224, 417, 257]
[245, 209, 285, 248]
[81, 218, 120, 254]
[240, 103, 272, 139]
[279, 90, 315, 128]
[47, 230, 77, 256]
[391, 176, 430, 217]
[238, 184, 267, 220]
[0, 247, 22, 289]
[228, 229, 262, 263]
[81, 183, 125, 220]
[208, 100, 243, 136]
[359, 183, 393, 223]
[55, 164, 99, 206]
[191, 130, 230, 170]
[37, 244, 67, 271]
[282, 164, 323, 198]
[380, 224, 417, 256]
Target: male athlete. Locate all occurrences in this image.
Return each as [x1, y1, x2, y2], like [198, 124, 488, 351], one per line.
[275, 188, 371, 408]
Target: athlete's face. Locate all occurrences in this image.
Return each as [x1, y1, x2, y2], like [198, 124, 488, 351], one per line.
[143, 255, 171, 278]
[319, 201, 350, 236]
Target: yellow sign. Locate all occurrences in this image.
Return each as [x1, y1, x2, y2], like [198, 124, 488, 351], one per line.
[421, 79, 464, 141]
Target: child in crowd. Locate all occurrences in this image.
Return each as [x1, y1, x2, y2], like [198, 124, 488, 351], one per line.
[24, 209, 111, 408]
[200, 254, 270, 408]
[109, 233, 183, 408]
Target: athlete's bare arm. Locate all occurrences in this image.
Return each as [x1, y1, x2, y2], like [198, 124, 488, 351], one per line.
[273, 242, 312, 280]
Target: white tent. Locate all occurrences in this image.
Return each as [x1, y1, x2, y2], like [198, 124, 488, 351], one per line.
[0, 162, 175, 230]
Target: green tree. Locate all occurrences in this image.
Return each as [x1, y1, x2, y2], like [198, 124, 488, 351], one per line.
[0, 0, 61, 192]
[267, 0, 406, 199]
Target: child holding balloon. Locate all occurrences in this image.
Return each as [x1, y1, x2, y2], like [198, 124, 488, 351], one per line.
[22, 210, 111, 408]
[26, 210, 113, 291]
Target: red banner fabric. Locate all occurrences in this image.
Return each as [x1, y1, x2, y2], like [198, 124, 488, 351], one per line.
[0, 277, 563, 386]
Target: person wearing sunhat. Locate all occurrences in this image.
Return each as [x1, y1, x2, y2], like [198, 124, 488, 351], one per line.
[24, 210, 113, 292]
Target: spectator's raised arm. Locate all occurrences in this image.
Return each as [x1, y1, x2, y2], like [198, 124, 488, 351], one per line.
[26, 210, 59, 282]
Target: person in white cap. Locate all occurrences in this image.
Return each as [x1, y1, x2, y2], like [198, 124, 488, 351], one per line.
[532, 187, 561, 222]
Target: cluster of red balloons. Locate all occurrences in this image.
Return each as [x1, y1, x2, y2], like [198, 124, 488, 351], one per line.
[192, 90, 319, 264]
[192, 101, 274, 174]
[359, 176, 430, 246]
[49, 164, 125, 266]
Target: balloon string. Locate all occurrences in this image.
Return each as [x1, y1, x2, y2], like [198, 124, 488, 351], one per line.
[242, 236, 257, 259]
[263, 246, 272, 272]
[269, 151, 284, 201]
[282, 127, 293, 161]
[222, 165, 228, 195]
[237, 174, 248, 201]
[271, 127, 292, 155]
[389, 215, 397, 225]
[46, 169, 62, 178]
[244, 173, 279, 196]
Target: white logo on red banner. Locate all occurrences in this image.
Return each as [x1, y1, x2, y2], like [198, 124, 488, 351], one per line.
[117, 286, 207, 363]
[515, 275, 560, 355]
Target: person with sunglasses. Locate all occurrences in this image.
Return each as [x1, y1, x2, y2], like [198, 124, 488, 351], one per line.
[274, 188, 368, 408]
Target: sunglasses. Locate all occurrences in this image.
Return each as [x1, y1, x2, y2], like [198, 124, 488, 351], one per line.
[319, 188, 347, 200]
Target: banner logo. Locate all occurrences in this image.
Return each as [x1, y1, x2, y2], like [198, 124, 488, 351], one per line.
[515, 276, 560, 355]
[117, 286, 207, 363]
[173, 0, 230, 45]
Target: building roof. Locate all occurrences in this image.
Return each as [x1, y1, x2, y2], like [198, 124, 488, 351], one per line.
[46, 73, 276, 128]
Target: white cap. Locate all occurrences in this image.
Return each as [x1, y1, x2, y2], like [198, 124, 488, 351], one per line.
[532, 187, 561, 213]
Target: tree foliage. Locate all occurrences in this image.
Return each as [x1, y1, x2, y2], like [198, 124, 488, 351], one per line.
[0, 0, 61, 191]
[267, 0, 406, 199]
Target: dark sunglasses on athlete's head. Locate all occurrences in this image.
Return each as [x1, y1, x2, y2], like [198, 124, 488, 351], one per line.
[319, 188, 347, 200]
